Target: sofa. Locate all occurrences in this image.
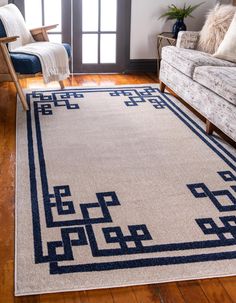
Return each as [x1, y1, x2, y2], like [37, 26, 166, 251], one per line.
[159, 31, 236, 142]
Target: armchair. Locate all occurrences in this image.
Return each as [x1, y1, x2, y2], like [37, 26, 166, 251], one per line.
[0, 17, 71, 111]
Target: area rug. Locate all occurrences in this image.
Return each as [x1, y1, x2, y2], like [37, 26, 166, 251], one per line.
[15, 84, 236, 296]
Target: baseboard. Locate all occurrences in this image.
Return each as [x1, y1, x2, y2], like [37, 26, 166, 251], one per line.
[125, 59, 157, 74]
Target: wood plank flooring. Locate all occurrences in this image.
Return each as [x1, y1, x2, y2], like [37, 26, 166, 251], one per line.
[0, 74, 236, 303]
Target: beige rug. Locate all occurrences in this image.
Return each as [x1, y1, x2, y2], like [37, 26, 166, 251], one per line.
[15, 84, 236, 296]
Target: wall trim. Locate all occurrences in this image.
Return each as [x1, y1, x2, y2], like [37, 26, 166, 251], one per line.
[125, 59, 157, 74]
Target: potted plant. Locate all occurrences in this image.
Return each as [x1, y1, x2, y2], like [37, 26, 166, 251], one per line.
[160, 2, 204, 38]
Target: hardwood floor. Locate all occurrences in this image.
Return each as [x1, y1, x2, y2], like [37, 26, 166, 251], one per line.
[0, 73, 235, 303]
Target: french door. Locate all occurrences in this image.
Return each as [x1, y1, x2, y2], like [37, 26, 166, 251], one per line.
[71, 0, 130, 73]
[14, 0, 131, 73]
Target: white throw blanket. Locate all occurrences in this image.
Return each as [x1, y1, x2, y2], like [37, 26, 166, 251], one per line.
[13, 43, 71, 83]
[0, 4, 34, 51]
[0, 4, 70, 83]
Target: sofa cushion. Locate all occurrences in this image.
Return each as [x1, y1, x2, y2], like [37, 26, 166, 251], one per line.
[193, 66, 236, 106]
[10, 43, 71, 74]
[162, 46, 236, 78]
[10, 52, 42, 74]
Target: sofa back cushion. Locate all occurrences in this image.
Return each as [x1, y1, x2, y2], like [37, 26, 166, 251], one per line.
[198, 4, 236, 54]
[162, 46, 236, 78]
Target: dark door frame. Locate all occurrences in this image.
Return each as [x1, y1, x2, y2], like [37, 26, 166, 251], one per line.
[71, 0, 131, 73]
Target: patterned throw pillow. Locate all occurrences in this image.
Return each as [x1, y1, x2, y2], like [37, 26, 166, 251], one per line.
[198, 4, 236, 54]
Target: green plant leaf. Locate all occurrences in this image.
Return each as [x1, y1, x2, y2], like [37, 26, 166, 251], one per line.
[159, 2, 204, 20]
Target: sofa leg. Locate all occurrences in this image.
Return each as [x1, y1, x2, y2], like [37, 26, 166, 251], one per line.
[206, 120, 214, 135]
[160, 81, 166, 93]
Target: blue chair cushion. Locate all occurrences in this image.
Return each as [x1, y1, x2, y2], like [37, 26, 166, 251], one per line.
[10, 43, 71, 74]
[0, 19, 6, 38]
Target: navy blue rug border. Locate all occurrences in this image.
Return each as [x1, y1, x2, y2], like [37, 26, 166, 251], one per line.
[24, 86, 236, 274]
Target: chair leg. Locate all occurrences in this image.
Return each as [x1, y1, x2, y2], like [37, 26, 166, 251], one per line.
[13, 79, 28, 111]
[59, 81, 65, 89]
[0, 43, 28, 110]
[160, 81, 166, 93]
[206, 119, 214, 135]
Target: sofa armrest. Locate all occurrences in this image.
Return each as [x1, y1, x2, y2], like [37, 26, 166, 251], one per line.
[176, 31, 200, 50]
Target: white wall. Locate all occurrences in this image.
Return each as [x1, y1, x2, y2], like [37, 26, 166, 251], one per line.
[0, 0, 7, 6]
[2, 0, 218, 60]
[130, 0, 217, 59]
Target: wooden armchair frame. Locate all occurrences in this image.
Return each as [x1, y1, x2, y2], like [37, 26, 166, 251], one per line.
[0, 24, 65, 111]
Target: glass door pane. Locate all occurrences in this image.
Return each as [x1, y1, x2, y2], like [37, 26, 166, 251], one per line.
[25, 0, 42, 28]
[82, 34, 98, 64]
[44, 0, 62, 42]
[100, 0, 117, 31]
[44, 0, 62, 31]
[48, 35, 62, 43]
[100, 34, 116, 63]
[82, 0, 99, 31]
[24, 0, 63, 43]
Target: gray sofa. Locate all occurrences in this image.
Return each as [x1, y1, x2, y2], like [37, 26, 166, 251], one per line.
[159, 31, 236, 142]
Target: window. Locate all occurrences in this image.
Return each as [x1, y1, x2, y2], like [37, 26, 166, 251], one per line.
[24, 0, 62, 43]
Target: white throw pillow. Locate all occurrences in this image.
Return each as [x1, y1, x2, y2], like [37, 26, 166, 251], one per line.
[0, 4, 34, 51]
[214, 12, 236, 63]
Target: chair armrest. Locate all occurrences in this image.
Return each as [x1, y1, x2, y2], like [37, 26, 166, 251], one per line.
[30, 24, 58, 35]
[176, 31, 200, 50]
[0, 36, 18, 44]
[30, 24, 58, 42]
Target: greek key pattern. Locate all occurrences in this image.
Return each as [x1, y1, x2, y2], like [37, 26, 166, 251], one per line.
[188, 171, 236, 240]
[37, 188, 154, 274]
[32, 91, 83, 115]
[110, 87, 168, 109]
[38, 170, 236, 274]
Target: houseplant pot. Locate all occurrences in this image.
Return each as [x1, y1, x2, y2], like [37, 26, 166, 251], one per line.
[172, 19, 187, 38]
[160, 2, 203, 38]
